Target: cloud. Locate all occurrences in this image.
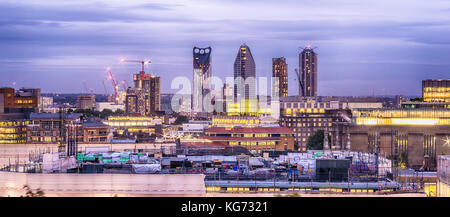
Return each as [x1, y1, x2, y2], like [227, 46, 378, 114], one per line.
[0, 0, 450, 95]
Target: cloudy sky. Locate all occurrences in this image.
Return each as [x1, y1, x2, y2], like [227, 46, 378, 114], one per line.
[1, 0, 449, 96]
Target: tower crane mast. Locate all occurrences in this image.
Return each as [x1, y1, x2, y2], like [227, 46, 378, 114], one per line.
[107, 67, 119, 104]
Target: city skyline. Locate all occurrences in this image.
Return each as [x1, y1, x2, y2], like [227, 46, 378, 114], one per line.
[1, 0, 450, 96]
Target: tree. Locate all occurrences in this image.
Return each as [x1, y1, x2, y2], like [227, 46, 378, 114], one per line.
[306, 130, 330, 150]
[21, 185, 45, 197]
[174, 115, 189, 125]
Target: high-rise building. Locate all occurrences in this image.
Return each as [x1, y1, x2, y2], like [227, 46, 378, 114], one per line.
[272, 57, 288, 98]
[192, 46, 212, 113]
[233, 44, 256, 100]
[125, 88, 149, 116]
[299, 45, 317, 97]
[127, 67, 161, 115]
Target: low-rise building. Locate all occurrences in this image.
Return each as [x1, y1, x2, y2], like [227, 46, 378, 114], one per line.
[27, 113, 83, 143]
[203, 126, 295, 154]
[0, 119, 28, 144]
[82, 122, 111, 143]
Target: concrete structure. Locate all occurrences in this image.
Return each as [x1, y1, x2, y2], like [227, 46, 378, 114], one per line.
[437, 155, 450, 197]
[423, 79, 450, 103]
[350, 109, 450, 170]
[77, 95, 95, 110]
[272, 57, 288, 98]
[0, 172, 205, 197]
[192, 46, 212, 114]
[299, 46, 317, 97]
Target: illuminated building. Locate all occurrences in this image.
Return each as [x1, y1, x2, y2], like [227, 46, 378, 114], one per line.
[401, 101, 450, 109]
[0, 87, 40, 114]
[350, 108, 450, 170]
[77, 95, 95, 110]
[280, 97, 352, 152]
[102, 116, 164, 142]
[28, 113, 83, 143]
[125, 88, 150, 116]
[354, 109, 450, 126]
[131, 68, 161, 115]
[423, 79, 450, 103]
[299, 46, 317, 97]
[272, 57, 288, 98]
[212, 115, 261, 127]
[280, 97, 384, 152]
[203, 126, 295, 153]
[234, 44, 256, 102]
[192, 46, 212, 114]
[0, 120, 28, 144]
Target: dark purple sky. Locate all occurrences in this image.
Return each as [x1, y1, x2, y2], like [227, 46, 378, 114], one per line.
[1, 0, 449, 96]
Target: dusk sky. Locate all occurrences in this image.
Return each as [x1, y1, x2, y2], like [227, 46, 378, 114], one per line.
[1, 0, 450, 96]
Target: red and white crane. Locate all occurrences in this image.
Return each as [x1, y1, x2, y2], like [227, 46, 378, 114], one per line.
[106, 67, 119, 104]
[120, 59, 151, 74]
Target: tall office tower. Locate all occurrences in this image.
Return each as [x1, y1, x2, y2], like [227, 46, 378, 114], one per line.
[272, 57, 288, 98]
[192, 46, 212, 113]
[233, 44, 256, 100]
[132, 69, 161, 115]
[299, 45, 318, 97]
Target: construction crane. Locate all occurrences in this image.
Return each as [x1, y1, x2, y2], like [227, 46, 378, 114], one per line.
[121, 80, 127, 91]
[102, 80, 109, 95]
[83, 81, 94, 96]
[107, 67, 119, 104]
[294, 68, 304, 96]
[120, 59, 151, 74]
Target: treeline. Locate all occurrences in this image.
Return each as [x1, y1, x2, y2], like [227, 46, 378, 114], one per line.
[67, 108, 125, 119]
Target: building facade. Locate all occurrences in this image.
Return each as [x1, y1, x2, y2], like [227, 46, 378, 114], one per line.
[77, 95, 95, 110]
[203, 126, 295, 153]
[82, 122, 110, 143]
[233, 44, 256, 101]
[299, 46, 317, 97]
[272, 57, 288, 98]
[350, 108, 450, 170]
[192, 47, 212, 113]
[280, 98, 352, 152]
[27, 113, 83, 144]
[131, 69, 161, 115]
[423, 79, 450, 103]
[0, 87, 40, 114]
[0, 119, 28, 144]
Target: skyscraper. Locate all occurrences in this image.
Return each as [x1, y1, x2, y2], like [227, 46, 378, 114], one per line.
[126, 65, 161, 116]
[272, 57, 288, 98]
[233, 44, 256, 100]
[299, 45, 317, 97]
[192, 46, 212, 113]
